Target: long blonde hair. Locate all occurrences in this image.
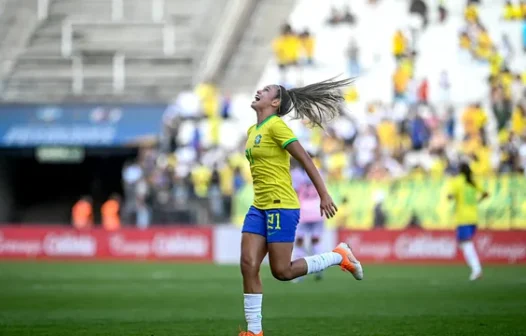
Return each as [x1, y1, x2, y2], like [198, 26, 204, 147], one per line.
[276, 77, 354, 128]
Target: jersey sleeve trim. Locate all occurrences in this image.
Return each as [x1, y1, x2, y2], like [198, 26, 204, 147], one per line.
[282, 137, 298, 149]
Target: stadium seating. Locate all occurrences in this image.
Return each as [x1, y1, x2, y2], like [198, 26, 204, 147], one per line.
[220, 0, 298, 93]
[0, 0, 229, 102]
[243, 0, 524, 167]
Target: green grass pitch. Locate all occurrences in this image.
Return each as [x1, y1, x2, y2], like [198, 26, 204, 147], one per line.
[1, 262, 526, 335]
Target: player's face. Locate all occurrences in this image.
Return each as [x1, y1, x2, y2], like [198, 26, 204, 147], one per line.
[251, 85, 280, 110]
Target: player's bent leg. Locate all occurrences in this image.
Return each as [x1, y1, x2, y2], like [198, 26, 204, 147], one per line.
[268, 241, 364, 282]
[268, 242, 306, 281]
[266, 209, 364, 282]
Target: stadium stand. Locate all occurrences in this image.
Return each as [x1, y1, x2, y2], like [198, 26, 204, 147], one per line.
[227, 0, 526, 229]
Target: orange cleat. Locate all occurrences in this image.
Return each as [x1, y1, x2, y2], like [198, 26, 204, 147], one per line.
[333, 242, 364, 280]
[238, 331, 263, 336]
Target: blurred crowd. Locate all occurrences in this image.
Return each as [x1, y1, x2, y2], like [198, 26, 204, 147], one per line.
[116, 83, 249, 227]
[267, 0, 526, 185]
[85, 0, 526, 228]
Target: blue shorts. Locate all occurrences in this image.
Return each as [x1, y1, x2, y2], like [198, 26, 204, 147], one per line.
[456, 224, 477, 241]
[242, 206, 300, 243]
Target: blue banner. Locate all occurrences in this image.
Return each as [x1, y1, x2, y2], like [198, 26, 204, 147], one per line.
[0, 104, 166, 147]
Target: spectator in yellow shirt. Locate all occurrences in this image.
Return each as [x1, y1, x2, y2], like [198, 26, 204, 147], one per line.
[272, 24, 301, 81]
[459, 31, 472, 50]
[475, 26, 492, 60]
[377, 118, 399, 153]
[393, 66, 409, 100]
[392, 30, 407, 61]
[399, 52, 415, 78]
[512, 104, 526, 137]
[464, 2, 479, 23]
[191, 163, 212, 198]
[503, 0, 522, 20]
[219, 163, 234, 197]
[208, 117, 221, 146]
[195, 81, 219, 118]
[299, 29, 315, 65]
[489, 49, 504, 76]
[499, 68, 514, 101]
[462, 103, 487, 140]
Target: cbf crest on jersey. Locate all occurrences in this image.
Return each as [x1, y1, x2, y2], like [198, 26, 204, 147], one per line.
[254, 134, 262, 145]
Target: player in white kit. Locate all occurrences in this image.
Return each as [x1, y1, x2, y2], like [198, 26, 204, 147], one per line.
[291, 155, 326, 282]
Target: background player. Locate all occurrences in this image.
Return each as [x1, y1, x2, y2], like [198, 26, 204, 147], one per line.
[239, 78, 363, 336]
[448, 161, 489, 281]
[291, 152, 326, 282]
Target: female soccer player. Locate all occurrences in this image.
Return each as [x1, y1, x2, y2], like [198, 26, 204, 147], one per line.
[447, 161, 489, 281]
[239, 78, 363, 336]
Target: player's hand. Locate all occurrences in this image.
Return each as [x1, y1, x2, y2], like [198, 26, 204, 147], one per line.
[320, 194, 338, 219]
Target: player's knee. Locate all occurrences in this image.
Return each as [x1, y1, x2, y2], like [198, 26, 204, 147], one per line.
[270, 265, 293, 281]
[240, 254, 260, 277]
[295, 237, 304, 247]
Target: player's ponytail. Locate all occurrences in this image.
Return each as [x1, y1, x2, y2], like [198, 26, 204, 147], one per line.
[276, 77, 354, 128]
[459, 161, 476, 188]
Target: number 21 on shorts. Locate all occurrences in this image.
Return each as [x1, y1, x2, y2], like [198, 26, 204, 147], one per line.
[267, 212, 281, 231]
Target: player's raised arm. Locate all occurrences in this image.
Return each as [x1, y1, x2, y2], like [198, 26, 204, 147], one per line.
[275, 77, 353, 219]
[285, 141, 336, 218]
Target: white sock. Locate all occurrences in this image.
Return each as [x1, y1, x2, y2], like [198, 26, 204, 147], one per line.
[460, 241, 482, 274]
[304, 252, 342, 274]
[244, 293, 262, 334]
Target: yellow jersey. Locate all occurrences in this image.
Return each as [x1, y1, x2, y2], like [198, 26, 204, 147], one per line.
[447, 175, 484, 225]
[245, 115, 300, 210]
[392, 32, 406, 56]
[191, 165, 212, 198]
[459, 34, 471, 49]
[272, 34, 301, 65]
[512, 107, 526, 136]
[464, 4, 478, 23]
